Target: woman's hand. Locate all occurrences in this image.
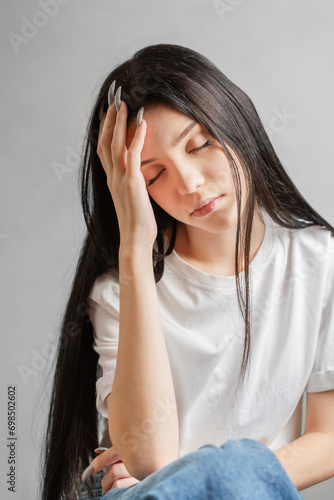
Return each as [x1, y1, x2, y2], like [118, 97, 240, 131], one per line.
[97, 94, 158, 248]
[83, 446, 140, 494]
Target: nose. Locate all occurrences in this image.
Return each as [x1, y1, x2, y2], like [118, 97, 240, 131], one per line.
[173, 159, 205, 196]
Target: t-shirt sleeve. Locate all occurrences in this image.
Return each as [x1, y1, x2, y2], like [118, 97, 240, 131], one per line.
[87, 276, 120, 418]
[306, 235, 334, 392]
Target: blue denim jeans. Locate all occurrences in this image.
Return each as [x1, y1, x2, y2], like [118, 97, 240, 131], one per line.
[79, 438, 302, 499]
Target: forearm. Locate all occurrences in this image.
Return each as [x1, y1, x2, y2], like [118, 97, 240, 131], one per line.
[274, 431, 334, 491]
[107, 242, 179, 479]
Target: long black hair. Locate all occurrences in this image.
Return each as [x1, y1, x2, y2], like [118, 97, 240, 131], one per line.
[41, 43, 334, 499]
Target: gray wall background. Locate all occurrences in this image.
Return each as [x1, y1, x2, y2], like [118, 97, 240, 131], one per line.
[1, 0, 333, 498]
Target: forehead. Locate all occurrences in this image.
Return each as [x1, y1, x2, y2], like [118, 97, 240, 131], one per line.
[138, 102, 189, 123]
[126, 103, 196, 149]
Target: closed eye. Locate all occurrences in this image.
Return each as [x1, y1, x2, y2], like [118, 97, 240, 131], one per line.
[190, 139, 214, 154]
[146, 139, 214, 187]
[147, 169, 166, 187]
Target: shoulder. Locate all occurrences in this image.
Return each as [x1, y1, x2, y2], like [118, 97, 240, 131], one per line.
[270, 223, 334, 298]
[288, 225, 334, 274]
[269, 218, 334, 262]
[259, 214, 334, 291]
[290, 224, 333, 251]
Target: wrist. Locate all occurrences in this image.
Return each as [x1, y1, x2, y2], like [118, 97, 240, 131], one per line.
[119, 240, 154, 267]
[118, 243, 155, 291]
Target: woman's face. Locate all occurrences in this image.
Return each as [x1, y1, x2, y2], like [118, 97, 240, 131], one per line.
[126, 103, 247, 234]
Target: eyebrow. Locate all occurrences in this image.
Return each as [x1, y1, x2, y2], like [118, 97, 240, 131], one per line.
[140, 120, 196, 167]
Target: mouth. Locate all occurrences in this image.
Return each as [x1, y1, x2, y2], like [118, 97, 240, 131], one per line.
[191, 195, 224, 217]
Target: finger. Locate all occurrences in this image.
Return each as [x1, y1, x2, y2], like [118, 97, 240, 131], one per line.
[126, 118, 147, 176]
[97, 115, 107, 173]
[103, 476, 139, 495]
[111, 100, 128, 172]
[82, 447, 123, 481]
[92, 447, 123, 472]
[103, 100, 117, 136]
[94, 447, 109, 455]
[101, 460, 131, 491]
[110, 476, 140, 491]
[97, 101, 117, 173]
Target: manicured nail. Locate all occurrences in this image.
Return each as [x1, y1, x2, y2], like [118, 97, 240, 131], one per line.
[115, 86, 122, 112]
[107, 80, 116, 106]
[81, 464, 94, 482]
[94, 447, 108, 454]
[137, 107, 144, 127]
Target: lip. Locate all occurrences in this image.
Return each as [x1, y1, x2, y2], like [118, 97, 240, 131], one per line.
[191, 195, 224, 217]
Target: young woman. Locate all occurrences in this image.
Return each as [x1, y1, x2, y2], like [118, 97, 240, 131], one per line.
[41, 44, 334, 499]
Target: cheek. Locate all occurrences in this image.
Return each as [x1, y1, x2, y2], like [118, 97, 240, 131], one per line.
[207, 154, 231, 187]
[148, 189, 168, 210]
[210, 149, 230, 173]
[148, 189, 178, 217]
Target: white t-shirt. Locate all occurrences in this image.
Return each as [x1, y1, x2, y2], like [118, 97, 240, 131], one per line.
[87, 211, 334, 455]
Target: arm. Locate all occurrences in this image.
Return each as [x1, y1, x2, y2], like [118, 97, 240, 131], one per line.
[106, 243, 179, 480]
[274, 389, 334, 491]
[97, 94, 179, 481]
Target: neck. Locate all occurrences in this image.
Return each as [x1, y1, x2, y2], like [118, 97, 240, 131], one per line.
[171, 207, 265, 276]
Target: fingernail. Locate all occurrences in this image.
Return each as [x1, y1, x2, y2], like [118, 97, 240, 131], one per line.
[107, 80, 116, 106]
[102, 488, 106, 495]
[81, 464, 94, 482]
[115, 86, 122, 112]
[94, 447, 108, 454]
[137, 107, 144, 127]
